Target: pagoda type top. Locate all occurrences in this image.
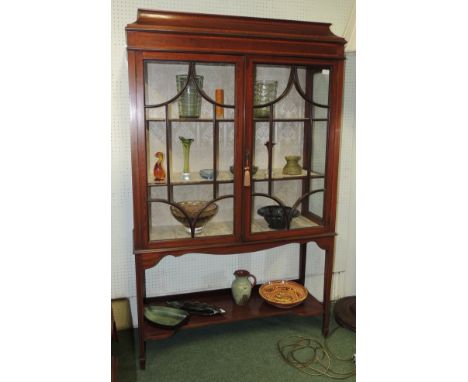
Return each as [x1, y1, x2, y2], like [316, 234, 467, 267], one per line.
[126, 9, 346, 45]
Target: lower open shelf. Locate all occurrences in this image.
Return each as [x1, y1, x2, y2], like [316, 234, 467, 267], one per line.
[150, 221, 233, 241]
[142, 283, 323, 341]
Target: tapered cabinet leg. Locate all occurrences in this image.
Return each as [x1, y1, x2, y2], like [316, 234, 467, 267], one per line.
[135, 257, 147, 369]
[298, 243, 307, 285]
[322, 239, 335, 337]
[139, 343, 146, 370]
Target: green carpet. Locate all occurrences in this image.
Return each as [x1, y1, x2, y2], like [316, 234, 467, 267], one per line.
[113, 313, 355, 382]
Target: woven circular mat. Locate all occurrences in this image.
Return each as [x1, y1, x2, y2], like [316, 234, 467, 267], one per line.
[334, 296, 356, 332]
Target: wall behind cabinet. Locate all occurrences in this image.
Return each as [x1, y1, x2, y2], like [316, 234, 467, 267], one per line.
[111, 0, 356, 326]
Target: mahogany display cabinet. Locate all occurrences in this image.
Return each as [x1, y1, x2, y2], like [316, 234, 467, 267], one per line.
[126, 9, 346, 369]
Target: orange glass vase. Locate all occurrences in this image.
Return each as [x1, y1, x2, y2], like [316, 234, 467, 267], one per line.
[215, 89, 224, 118]
[153, 152, 166, 181]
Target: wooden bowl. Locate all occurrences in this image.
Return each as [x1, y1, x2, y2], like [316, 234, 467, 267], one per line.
[259, 280, 308, 309]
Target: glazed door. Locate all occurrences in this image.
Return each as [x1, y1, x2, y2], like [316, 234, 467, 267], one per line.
[132, 52, 244, 249]
[244, 56, 342, 241]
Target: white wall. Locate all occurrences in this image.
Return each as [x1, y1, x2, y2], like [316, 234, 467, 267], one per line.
[111, 0, 356, 326]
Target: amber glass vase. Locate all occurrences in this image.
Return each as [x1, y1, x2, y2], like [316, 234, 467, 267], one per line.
[153, 152, 166, 181]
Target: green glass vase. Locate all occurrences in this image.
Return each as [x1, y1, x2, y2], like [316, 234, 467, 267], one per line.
[179, 136, 194, 180]
[254, 80, 277, 118]
[282, 155, 302, 175]
[176, 75, 204, 118]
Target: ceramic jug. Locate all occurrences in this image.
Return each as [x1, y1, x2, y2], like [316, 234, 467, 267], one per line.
[231, 270, 257, 305]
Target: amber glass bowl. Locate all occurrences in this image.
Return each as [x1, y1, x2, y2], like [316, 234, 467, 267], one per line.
[259, 280, 308, 308]
[170, 201, 218, 234]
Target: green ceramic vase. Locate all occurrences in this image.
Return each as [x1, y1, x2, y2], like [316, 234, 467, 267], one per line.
[282, 155, 302, 175]
[231, 270, 257, 306]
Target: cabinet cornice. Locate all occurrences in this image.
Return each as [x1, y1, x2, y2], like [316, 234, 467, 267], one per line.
[126, 9, 346, 49]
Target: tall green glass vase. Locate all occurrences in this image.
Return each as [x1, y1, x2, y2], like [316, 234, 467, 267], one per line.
[179, 136, 194, 180]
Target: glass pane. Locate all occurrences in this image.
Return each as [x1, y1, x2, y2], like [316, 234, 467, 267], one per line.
[194, 63, 235, 120]
[309, 178, 324, 220]
[311, 120, 328, 176]
[251, 64, 330, 233]
[144, 60, 236, 241]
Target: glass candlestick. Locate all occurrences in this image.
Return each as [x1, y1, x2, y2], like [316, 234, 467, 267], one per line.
[179, 136, 194, 180]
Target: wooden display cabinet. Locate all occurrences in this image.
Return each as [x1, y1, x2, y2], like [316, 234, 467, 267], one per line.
[126, 9, 346, 369]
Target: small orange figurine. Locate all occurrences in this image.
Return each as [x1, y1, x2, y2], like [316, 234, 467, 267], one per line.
[153, 152, 166, 182]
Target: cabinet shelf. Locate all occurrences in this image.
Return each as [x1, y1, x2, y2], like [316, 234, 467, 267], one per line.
[150, 221, 233, 241]
[253, 118, 328, 123]
[149, 217, 318, 241]
[148, 170, 234, 187]
[147, 169, 324, 187]
[252, 168, 324, 182]
[147, 118, 235, 123]
[146, 118, 328, 124]
[252, 216, 319, 233]
[142, 284, 323, 341]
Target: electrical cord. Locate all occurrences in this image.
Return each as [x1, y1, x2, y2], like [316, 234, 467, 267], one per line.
[277, 327, 355, 379]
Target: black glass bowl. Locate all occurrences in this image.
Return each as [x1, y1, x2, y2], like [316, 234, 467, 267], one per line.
[257, 205, 300, 229]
